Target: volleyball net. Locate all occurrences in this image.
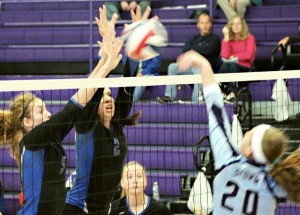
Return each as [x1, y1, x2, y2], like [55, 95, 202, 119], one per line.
[1, 70, 300, 214]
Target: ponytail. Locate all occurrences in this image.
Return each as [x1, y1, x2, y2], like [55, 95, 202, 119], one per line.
[119, 111, 142, 126]
[261, 127, 300, 202]
[0, 111, 13, 146]
[0, 110, 23, 166]
[0, 92, 36, 166]
[269, 148, 300, 203]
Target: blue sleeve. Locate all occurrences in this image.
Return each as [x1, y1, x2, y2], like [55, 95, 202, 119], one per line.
[203, 84, 239, 170]
[141, 55, 161, 76]
[70, 97, 84, 109]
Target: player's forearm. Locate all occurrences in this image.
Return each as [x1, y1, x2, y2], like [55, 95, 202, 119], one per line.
[72, 56, 111, 106]
[88, 57, 107, 79]
[198, 59, 216, 88]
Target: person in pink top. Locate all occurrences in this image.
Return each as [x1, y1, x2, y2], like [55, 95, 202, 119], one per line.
[219, 15, 256, 101]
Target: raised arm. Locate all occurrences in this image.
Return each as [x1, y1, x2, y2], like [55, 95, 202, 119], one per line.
[75, 6, 123, 133]
[24, 6, 123, 147]
[73, 6, 122, 108]
[177, 51, 238, 170]
[114, 5, 152, 121]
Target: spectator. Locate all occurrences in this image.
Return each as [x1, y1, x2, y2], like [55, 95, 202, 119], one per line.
[109, 161, 172, 215]
[0, 182, 7, 215]
[157, 10, 221, 104]
[217, 0, 262, 20]
[105, 1, 150, 20]
[123, 55, 162, 101]
[219, 15, 256, 101]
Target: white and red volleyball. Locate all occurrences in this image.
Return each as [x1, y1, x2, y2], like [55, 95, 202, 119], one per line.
[121, 19, 168, 60]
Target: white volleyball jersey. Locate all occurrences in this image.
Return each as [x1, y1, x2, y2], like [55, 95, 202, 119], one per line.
[203, 84, 287, 215]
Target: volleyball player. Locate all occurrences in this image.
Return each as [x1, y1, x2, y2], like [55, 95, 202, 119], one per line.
[176, 50, 300, 214]
[62, 6, 150, 215]
[0, 15, 123, 214]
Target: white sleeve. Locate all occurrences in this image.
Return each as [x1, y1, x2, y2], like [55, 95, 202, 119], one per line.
[203, 84, 239, 170]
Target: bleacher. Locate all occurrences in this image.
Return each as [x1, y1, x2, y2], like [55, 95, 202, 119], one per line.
[1, 0, 300, 74]
[1, 0, 300, 214]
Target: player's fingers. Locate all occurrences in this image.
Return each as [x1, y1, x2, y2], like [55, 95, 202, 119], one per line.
[142, 6, 151, 20]
[131, 10, 137, 22]
[135, 5, 142, 20]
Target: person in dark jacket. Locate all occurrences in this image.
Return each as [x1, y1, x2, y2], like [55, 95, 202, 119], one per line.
[0, 11, 123, 214]
[109, 161, 172, 215]
[157, 10, 221, 104]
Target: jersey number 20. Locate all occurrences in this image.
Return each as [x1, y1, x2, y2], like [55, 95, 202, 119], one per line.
[221, 181, 258, 215]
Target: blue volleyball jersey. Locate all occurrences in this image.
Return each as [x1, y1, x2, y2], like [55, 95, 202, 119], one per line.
[203, 84, 287, 215]
[19, 99, 82, 215]
[109, 195, 172, 215]
[65, 59, 136, 213]
[65, 131, 94, 210]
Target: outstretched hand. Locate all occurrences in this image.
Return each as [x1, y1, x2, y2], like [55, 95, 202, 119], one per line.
[177, 50, 215, 88]
[98, 36, 123, 73]
[95, 5, 118, 60]
[130, 5, 152, 22]
[93, 5, 123, 78]
[177, 50, 210, 72]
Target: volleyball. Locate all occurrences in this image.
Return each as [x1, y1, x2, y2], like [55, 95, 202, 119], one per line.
[121, 19, 168, 60]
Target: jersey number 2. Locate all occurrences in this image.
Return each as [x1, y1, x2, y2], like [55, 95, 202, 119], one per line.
[221, 181, 258, 215]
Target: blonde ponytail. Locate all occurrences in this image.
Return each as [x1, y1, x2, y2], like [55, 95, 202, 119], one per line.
[269, 148, 300, 203]
[0, 92, 35, 166]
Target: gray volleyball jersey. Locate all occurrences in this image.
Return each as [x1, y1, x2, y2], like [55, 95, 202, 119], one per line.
[203, 84, 287, 215]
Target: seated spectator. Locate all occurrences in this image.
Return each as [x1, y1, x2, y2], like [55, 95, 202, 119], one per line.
[0, 182, 7, 215]
[217, 0, 262, 20]
[157, 10, 221, 104]
[109, 161, 172, 215]
[278, 35, 300, 47]
[219, 15, 256, 101]
[122, 55, 162, 101]
[105, 1, 150, 20]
